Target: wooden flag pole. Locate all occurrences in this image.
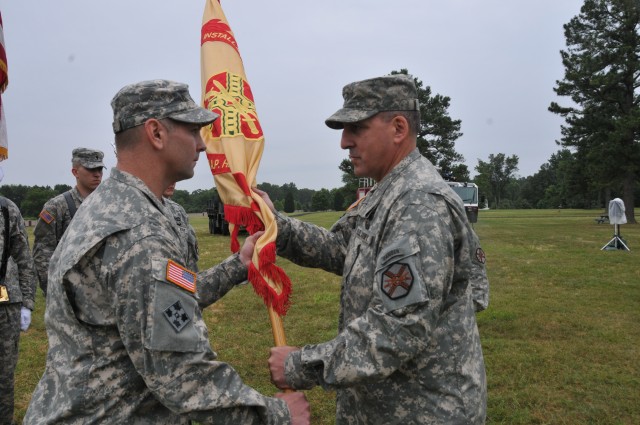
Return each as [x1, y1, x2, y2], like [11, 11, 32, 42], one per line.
[268, 306, 287, 346]
[267, 305, 294, 393]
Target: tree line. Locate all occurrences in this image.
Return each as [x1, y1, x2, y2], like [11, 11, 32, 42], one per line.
[0, 182, 352, 219]
[2, 0, 639, 221]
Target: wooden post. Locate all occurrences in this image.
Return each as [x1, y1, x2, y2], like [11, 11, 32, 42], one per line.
[268, 305, 294, 393]
[268, 305, 287, 346]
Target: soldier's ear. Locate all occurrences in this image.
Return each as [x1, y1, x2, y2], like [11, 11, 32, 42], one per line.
[143, 119, 167, 150]
[391, 115, 409, 143]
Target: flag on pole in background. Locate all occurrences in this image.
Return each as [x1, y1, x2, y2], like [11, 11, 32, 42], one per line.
[200, 0, 291, 316]
[0, 11, 9, 161]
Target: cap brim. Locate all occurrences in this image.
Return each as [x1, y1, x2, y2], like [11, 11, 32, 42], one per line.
[325, 108, 378, 129]
[82, 162, 106, 169]
[170, 107, 219, 127]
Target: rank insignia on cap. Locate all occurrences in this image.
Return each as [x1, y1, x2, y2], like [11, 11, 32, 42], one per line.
[381, 262, 414, 300]
[166, 260, 196, 293]
[39, 210, 55, 224]
[475, 248, 486, 264]
[163, 300, 191, 332]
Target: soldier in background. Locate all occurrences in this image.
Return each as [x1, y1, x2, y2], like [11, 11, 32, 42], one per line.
[32, 147, 104, 295]
[0, 196, 37, 425]
[163, 182, 199, 271]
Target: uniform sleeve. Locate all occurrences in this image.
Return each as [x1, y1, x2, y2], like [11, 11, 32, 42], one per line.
[196, 253, 247, 308]
[32, 201, 62, 294]
[187, 224, 199, 272]
[284, 196, 455, 390]
[469, 232, 489, 312]
[9, 204, 37, 310]
[113, 236, 290, 424]
[274, 211, 348, 276]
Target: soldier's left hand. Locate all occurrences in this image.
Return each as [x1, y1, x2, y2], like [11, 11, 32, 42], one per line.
[269, 346, 300, 390]
[20, 306, 32, 331]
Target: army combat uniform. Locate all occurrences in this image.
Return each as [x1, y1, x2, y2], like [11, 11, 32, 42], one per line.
[33, 147, 104, 295]
[32, 187, 84, 294]
[275, 149, 487, 424]
[469, 231, 489, 313]
[24, 168, 290, 424]
[165, 197, 199, 272]
[0, 197, 37, 425]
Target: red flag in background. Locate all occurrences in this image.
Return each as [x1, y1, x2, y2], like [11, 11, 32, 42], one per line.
[0, 11, 9, 161]
[200, 0, 292, 317]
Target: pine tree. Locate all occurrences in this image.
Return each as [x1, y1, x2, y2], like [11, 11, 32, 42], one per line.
[549, 0, 640, 223]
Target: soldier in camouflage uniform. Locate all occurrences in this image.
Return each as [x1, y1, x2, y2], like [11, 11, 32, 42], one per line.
[164, 182, 199, 271]
[32, 147, 105, 295]
[0, 197, 37, 425]
[264, 75, 488, 424]
[24, 80, 309, 425]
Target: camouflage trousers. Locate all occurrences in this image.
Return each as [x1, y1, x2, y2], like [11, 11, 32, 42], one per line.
[0, 303, 21, 425]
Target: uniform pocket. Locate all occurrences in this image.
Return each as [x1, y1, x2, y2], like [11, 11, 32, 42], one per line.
[145, 257, 208, 352]
[374, 233, 429, 313]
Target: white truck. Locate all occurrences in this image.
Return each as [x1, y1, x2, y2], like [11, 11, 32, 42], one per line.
[446, 181, 479, 223]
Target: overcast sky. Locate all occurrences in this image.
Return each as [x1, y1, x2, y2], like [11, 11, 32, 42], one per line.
[0, 0, 584, 192]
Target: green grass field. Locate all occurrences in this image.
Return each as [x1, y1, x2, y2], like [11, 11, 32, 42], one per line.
[14, 209, 640, 424]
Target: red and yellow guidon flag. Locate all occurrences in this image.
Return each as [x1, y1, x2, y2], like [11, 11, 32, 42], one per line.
[200, 0, 291, 316]
[0, 11, 9, 161]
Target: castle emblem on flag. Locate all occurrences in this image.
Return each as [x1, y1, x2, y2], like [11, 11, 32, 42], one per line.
[204, 72, 264, 141]
[166, 260, 196, 293]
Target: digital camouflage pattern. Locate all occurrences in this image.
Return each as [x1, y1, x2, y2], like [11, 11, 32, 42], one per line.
[0, 302, 20, 425]
[71, 147, 104, 169]
[274, 149, 487, 424]
[469, 231, 489, 313]
[0, 197, 37, 425]
[165, 197, 199, 272]
[325, 74, 420, 129]
[111, 80, 218, 133]
[32, 186, 84, 294]
[0, 198, 36, 310]
[24, 168, 290, 424]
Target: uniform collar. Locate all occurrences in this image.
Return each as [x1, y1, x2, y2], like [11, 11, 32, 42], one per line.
[363, 148, 421, 202]
[109, 167, 166, 213]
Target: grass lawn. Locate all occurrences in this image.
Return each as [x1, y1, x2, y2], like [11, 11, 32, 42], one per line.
[14, 208, 640, 424]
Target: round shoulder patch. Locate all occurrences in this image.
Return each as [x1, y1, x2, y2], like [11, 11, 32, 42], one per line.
[475, 248, 486, 264]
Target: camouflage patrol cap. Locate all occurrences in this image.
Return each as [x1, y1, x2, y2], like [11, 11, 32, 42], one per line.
[72, 148, 105, 169]
[111, 79, 219, 133]
[325, 74, 419, 129]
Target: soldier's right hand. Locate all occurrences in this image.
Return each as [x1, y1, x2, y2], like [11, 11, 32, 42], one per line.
[275, 392, 310, 425]
[239, 231, 264, 267]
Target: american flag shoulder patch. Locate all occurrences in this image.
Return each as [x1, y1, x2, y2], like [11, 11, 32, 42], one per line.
[39, 209, 55, 224]
[165, 260, 197, 293]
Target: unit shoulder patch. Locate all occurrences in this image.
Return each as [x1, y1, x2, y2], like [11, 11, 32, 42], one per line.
[380, 262, 414, 300]
[163, 300, 191, 333]
[475, 248, 486, 264]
